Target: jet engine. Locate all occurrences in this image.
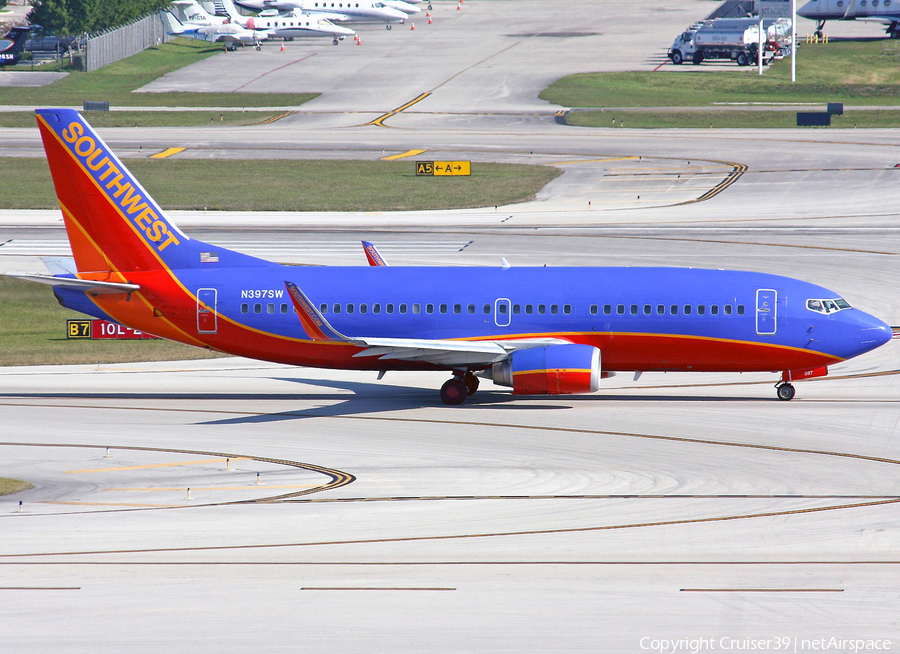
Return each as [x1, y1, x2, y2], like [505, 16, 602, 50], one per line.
[485, 344, 601, 395]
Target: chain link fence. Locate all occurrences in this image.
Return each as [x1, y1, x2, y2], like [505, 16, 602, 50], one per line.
[73, 13, 171, 72]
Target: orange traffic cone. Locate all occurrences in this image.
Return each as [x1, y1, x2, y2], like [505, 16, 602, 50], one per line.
[456, 2, 461, 9]
[428, 15, 432, 23]
[357, 35, 362, 45]
[280, 42, 285, 51]
[425, 10, 430, 16]
[410, 21, 415, 30]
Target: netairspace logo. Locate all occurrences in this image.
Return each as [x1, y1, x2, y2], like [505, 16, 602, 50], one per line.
[640, 636, 892, 653]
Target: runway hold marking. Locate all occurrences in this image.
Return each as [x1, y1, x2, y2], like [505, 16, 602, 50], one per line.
[255, 111, 295, 125]
[301, 587, 455, 591]
[364, 93, 431, 128]
[65, 457, 248, 474]
[149, 148, 185, 160]
[680, 588, 843, 592]
[381, 149, 426, 161]
[675, 160, 748, 206]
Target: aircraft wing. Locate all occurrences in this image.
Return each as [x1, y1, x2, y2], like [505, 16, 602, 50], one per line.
[855, 14, 900, 22]
[5, 273, 140, 295]
[284, 280, 568, 367]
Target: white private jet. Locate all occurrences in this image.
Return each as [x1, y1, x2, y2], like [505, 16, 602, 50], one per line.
[798, 0, 900, 37]
[210, 0, 356, 44]
[171, 0, 229, 25]
[159, 9, 268, 50]
[235, 0, 410, 29]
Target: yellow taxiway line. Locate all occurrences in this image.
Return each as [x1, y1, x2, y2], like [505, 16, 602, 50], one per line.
[149, 147, 185, 159]
[104, 484, 318, 492]
[381, 149, 426, 161]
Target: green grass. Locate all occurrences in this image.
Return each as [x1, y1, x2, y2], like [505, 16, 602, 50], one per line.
[0, 39, 318, 108]
[541, 40, 900, 108]
[0, 110, 284, 128]
[0, 276, 226, 366]
[0, 158, 561, 211]
[568, 109, 900, 129]
[0, 478, 34, 496]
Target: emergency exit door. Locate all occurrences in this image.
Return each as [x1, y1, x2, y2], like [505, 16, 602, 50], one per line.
[197, 288, 218, 334]
[756, 289, 776, 335]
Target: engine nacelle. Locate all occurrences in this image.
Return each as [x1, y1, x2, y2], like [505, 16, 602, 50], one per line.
[488, 344, 601, 395]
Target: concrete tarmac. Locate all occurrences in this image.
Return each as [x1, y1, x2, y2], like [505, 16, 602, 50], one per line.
[2, 2, 900, 651]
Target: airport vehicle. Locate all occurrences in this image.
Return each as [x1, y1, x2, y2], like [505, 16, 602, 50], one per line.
[13, 109, 893, 405]
[158, 9, 267, 50]
[235, 0, 409, 29]
[0, 26, 37, 66]
[216, 0, 356, 44]
[669, 17, 790, 65]
[799, 0, 900, 37]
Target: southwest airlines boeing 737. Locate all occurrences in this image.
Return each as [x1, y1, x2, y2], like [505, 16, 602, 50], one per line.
[14, 108, 892, 404]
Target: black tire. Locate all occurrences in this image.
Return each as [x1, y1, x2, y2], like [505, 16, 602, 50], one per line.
[671, 50, 683, 65]
[736, 52, 748, 67]
[441, 379, 467, 405]
[464, 372, 479, 396]
[777, 384, 796, 401]
[692, 52, 703, 65]
[386, 24, 392, 30]
[815, 30, 823, 38]
[333, 39, 339, 45]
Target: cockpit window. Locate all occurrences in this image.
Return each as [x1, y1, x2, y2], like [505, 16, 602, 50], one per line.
[807, 298, 851, 314]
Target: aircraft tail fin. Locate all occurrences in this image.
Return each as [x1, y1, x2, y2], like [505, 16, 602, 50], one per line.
[362, 241, 389, 266]
[1, 26, 35, 55]
[35, 108, 191, 276]
[158, 10, 188, 34]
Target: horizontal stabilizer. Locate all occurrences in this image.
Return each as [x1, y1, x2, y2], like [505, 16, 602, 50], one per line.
[5, 273, 140, 295]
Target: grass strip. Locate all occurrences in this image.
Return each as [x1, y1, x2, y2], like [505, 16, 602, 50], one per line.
[568, 109, 900, 129]
[0, 158, 561, 211]
[0, 276, 226, 366]
[541, 40, 900, 108]
[0, 478, 35, 496]
[0, 111, 283, 128]
[0, 39, 317, 108]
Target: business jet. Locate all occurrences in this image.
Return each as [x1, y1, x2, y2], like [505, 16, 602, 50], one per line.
[0, 26, 36, 66]
[235, 0, 410, 29]
[215, 0, 356, 44]
[171, 0, 228, 26]
[798, 0, 900, 37]
[159, 9, 267, 50]
[13, 108, 893, 405]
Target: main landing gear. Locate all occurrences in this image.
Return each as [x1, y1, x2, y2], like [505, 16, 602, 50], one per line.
[440, 370, 479, 405]
[775, 382, 796, 401]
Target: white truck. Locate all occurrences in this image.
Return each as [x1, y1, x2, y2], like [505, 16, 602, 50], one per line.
[668, 17, 791, 66]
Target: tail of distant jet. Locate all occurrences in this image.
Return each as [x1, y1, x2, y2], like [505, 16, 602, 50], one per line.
[0, 26, 35, 66]
[158, 10, 189, 35]
[35, 108, 191, 275]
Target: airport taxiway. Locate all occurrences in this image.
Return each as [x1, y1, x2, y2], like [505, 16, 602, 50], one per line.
[2, 1, 900, 650]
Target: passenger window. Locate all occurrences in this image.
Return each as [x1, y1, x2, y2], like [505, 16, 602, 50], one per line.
[320, 303, 328, 314]
[684, 305, 692, 315]
[604, 305, 612, 315]
[280, 304, 288, 314]
[373, 303, 381, 314]
[538, 304, 546, 314]
[386, 303, 394, 314]
[643, 304, 651, 315]
[590, 305, 598, 315]
[550, 305, 558, 315]
[670, 305, 678, 315]
[657, 305, 665, 315]
[498, 304, 507, 315]
[483, 304, 491, 314]
[630, 305, 638, 315]
[360, 304, 368, 314]
[710, 305, 718, 315]
[241, 303, 248, 314]
[737, 305, 745, 315]
[617, 305, 625, 315]
[333, 303, 342, 314]
[346, 304, 354, 314]
[426, 303, 434, 314]
[412, 303, 420, 314]
[525, 304, 533, 314]
[254, 304, 262, 314]
[697, 305, 705, 315]
[267, 304, 275, 314]
[513, 304, 521, 314]
[724, 305, 732, 315]
[563, 304, 571, 315]
[454, 304, 461, 314]
[399, 304, 407, 314]
[468, 304, 475, 314]
[440, 304, 448, 314]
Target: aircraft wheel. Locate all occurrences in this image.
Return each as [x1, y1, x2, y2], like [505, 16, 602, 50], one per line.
[386, 24, 392, 30]
[815, 30, 823, 38]
[440, 379, 467, 405]
[255, 45, 261, 51]
[777, 383, 796, 401]
[428, 3, 432, 9]
[333, 39, 339, 45]
[464, 372, 479, 396]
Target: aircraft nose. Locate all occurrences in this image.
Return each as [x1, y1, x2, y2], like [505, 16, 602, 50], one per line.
[857, 312, 892, 351]
[797, 0, 820, 17]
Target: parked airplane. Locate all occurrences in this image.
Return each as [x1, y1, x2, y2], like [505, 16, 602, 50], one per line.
[798, 0, 900, 37]
[215, 0, 356, 44]
[235, 0, 409, 29]
[0, 26, 37, 67]
[159, 9, 267, 50]
[13, 108, 893, 404]
[171, 0, 228, 26]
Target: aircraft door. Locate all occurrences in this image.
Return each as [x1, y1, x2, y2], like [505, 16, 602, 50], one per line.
[756, 289, 776, 335]
[495, 298, 511, 327]
[197, 288, 218, 334]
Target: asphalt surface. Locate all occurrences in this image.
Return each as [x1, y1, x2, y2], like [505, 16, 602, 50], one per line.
[1, 2, 899, 652]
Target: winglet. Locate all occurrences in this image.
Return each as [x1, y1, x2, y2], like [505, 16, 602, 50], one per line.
[284, 281, 348, 342]
[362, 241, 389, 267]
